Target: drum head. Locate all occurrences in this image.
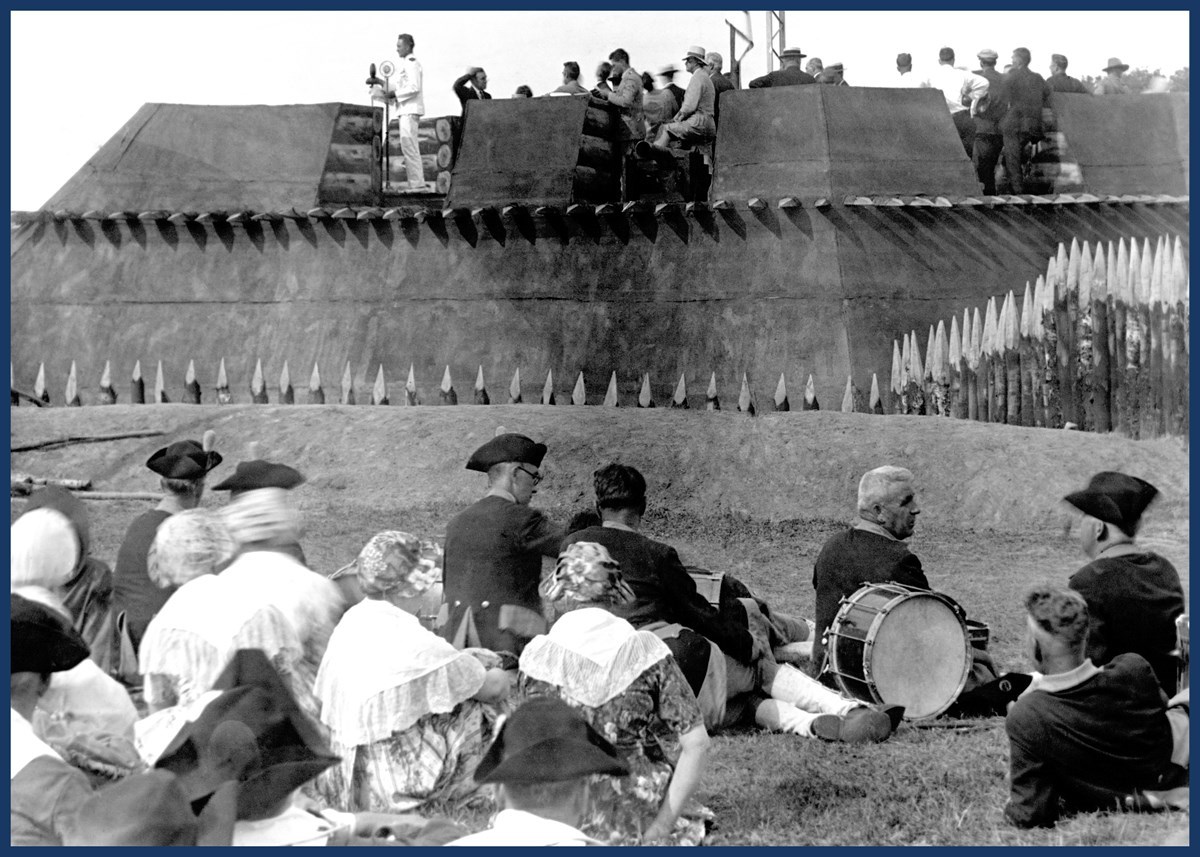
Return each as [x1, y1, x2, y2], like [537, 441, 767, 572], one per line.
[868, 593, 969, 719]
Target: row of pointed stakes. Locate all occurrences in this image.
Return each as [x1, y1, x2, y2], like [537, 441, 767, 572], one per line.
[13, 356, 850, 413]
[883, 234, 1189, 439]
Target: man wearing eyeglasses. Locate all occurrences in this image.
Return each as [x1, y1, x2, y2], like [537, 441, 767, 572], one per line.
[442, 433, 565, 656]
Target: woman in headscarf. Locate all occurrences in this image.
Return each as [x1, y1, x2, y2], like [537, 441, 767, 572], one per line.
[315, 531, 513, 814]
[15, 486, 114, 668]
[518, 542, 713, 846]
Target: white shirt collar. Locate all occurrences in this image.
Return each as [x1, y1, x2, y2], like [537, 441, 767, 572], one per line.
[484, 486, 517, 503]
[1022, 659, 1101, 696]
[601, 520, 636, 532]
[852, 519, 902, 541]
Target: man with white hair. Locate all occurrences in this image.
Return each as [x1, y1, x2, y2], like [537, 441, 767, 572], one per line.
[811, 465, 928, 669]
[705, 51, 734, 126]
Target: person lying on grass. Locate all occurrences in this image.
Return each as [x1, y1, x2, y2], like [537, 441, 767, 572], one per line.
[1004, 585, 1188, 828]
[566, 463, 900, 743]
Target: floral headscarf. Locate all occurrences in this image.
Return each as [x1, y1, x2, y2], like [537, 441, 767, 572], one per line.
[148, 508, 236, 588]
[540, 542, 635, 607]
[354, 531, 442, 599]
[220, 487, 302, 548]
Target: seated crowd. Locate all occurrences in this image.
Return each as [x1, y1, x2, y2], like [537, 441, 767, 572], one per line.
[8, 433, 1189, 844]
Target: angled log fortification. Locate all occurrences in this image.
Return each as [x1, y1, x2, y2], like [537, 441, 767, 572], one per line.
[11, 90, 1188, 415]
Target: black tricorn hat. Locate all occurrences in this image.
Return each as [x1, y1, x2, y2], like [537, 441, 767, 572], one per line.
[211, 460, 305, 493]
[155, 649, 339, 819]
[147, 440, 223, 480]
[474, 697, 629, 784]
[1063, 471, 1159, 537]
[465, 433, 547, 473]
[11, 593, 90, 674]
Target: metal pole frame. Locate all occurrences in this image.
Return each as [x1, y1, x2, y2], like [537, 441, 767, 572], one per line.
[767, 11, 785, 71]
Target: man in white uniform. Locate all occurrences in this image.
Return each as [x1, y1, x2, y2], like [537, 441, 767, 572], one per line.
[390, 33, 425, 191]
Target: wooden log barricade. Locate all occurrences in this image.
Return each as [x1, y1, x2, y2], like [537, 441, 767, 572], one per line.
[11, 233, 1185, 441]
[881, 233, 1188, 440]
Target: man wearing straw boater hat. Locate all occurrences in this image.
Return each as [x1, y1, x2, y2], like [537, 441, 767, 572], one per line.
[447, 697, 629, 845]
[649, 46, 716, 151]
[748, 46, 817, 87]
[1062, 471, 1185, 695]
[442, 432, 565, 655]
[1094, 56, 1131, 95]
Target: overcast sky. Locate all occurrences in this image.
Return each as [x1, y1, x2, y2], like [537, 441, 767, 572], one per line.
[9, 9, 1189, 211]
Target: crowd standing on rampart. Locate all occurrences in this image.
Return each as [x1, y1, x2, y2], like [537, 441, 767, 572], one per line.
[10, 426, 1190, 845]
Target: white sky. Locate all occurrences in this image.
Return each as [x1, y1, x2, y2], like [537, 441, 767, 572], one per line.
[9, 9, 1189, 211]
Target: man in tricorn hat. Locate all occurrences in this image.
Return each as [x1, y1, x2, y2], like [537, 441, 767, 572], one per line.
[442, 433, 565, 655]
[748, 46, 817, 87]
[1063, 472, 1185, 694]
[1094, 56, 1131, 95]
[113, 438, 223, 651]
[212, 458, 309, 565]
[447, 697, 629, 845]
[1045, 53, 1090, 94]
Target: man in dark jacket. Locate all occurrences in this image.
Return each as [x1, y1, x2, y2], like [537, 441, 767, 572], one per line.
[442, 433, 564, 655]
[748, 47, 817, 87]
[1004, 585, 1186, 828]
[970, 48, 1007, 194]
[1045, 54, 1090, 94]
[999, 47, 1049, 193]
[452, 67, 491, 110]
[565, 463, 897, 743]
[1063, 472, 1186, 695]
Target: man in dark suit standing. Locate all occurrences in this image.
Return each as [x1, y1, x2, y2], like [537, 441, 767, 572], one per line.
[999, 47, 1049, 194]
[748, 47, 817, 88]
[970, 48, 1007, 195]
[452, 67, 492, 111]
[1045, 54, 1090, 94]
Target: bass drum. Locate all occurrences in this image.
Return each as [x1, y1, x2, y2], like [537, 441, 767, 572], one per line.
[825, 582, 971, 720]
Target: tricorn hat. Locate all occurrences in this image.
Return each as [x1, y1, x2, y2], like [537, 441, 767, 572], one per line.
[1103, 56, 1129, 72]
[155, 649, 339, 819]
[682, 46, 708, 65]
[780, 47, 807, 59]
[211, 460, 305, 494]
[465, 433, 547, 472]
[1063, 471, 1158, 537]
[11, 593, 90, 674]
[147, 440, 223, 480]
[475, 697, 629, 784]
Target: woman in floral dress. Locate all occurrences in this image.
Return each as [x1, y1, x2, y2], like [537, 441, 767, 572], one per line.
[314, 531, 513, 814]
[518, 541, 713, 845]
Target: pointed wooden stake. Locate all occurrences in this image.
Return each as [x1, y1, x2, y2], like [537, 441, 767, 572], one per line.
[705, 372, 720, 411]
[64, 361, 80, 406]
[840, 375, 855, 413]
[671, 372, 689, 409]
[249, 359, 267, 404]
[1003, 290, 1021, 426]
[1089, 243, 1110, 433]
[98, 360, 116, 405]
[803, 374, 819, 411]
[404, 364, 417, 406]
[905, 329, 926, 415]
[374, 365, 391, 405]
[308, 361, 325, 405]
[948, 315, 964, 419]
[440, 365, 457, 405]
[931, 320, 949, 416]
[509, 367, 522, 404]
[130, 360, 144, 404]
[603, 371, 619, 407]
[215, 357, 232, 404]
[542, 369, 556, 406]
[637, 373, 653, 408]
[341, 361, 356, 405]
[890, 339, 903, 415]
[737, 373, 755, 415]
[277, 361, 293, 405]
[180, 359, 200, 404]
[473, 365, 489, 405]
[773, 373, 789, 412]
[1018, 283, 1038, 427]
[34, 362, 49, 404]
[572, 371, 588, 406]
[869, 373, 883, 415]
[10, 363, 16, 406]
[155, 360, 169, 404]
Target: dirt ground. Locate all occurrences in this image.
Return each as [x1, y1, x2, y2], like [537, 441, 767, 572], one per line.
[11, 403, 1190, 669]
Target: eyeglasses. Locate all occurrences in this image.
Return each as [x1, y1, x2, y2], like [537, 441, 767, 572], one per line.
[515, 465, 543, 485]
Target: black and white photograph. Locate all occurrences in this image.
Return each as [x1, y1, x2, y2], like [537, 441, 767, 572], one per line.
[9, 8, 1190, 846]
